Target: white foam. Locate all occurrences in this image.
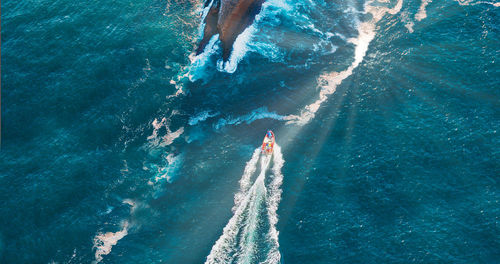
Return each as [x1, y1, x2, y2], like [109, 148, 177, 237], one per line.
[161, 127, 184, 147]
[415, 0, 432, 21]
[189, 110, 220, 126]
[217, 24, 257, 73]
[284, 0, 403, 125]
[455, 0, 500, 6]
[401, 10, 415, 33]
[189, 34, 221, 81]
[167, 60, 191, 98]
[122, 199, 137, 213]
[205, 145, 284, 264]
[145, 114, 185, 185]
[166, 87, 185, 99]
[164, 1, 208, 97]
[147, 117, 167, 141]
[214, 107, 285, 130]
[405, 21, 415, 33]
[93, 221, 129, 263]
[151, 153, 184, 184]
[147, 118, 184, 147]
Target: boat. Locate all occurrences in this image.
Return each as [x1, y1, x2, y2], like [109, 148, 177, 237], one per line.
[261, 130, 275, 155]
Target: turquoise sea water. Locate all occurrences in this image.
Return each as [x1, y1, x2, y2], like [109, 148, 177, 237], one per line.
[1, 0, 499, 263]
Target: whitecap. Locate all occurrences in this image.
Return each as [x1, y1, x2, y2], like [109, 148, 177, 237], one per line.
[217, 24, 257, 73]
[188, 34, 221, 81]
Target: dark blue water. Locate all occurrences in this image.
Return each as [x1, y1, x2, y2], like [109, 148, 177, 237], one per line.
[1, 0, 499, 263]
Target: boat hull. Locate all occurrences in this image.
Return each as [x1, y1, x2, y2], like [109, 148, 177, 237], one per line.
[261, 130, 275, 155]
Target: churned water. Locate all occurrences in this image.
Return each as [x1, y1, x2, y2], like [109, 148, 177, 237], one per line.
[1, 0, 499, 263]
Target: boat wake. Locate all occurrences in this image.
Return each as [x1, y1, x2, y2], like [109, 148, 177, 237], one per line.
[284, 0, 403, 125]
[205, 144, 284, 264]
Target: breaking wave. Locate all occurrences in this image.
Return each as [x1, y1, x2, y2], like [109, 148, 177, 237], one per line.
[217, 0, 293, 73]
[205, 144, 284, 264]
[189, 34, 221, 82]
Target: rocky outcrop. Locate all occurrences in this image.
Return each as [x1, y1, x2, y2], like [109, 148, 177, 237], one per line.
[196, 0, 265, 61]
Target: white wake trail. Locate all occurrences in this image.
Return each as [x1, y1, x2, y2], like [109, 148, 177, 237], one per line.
[263, 144, 284, 264]
[233, 148, 263, 211]
[205, 145, 284, 264]
[284, 0, 403, 125]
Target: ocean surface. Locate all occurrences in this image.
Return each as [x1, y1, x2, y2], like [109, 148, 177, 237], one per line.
[1, 0, 499, 263]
